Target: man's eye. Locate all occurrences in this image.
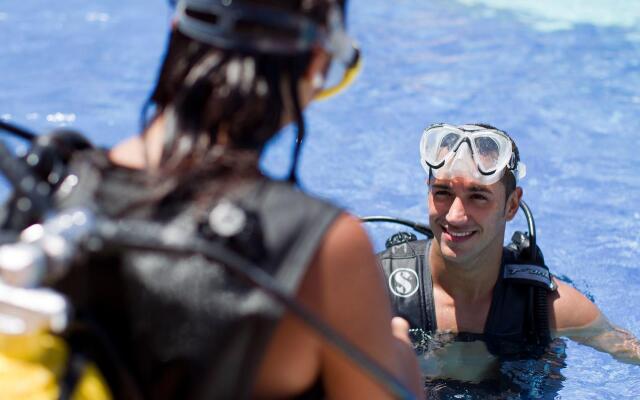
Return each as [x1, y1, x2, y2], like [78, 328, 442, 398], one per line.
[434, 191, 451, 197]
[470, 194, 488, 201]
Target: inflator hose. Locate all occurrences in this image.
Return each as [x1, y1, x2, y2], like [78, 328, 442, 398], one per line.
[519, 201, 551, 346]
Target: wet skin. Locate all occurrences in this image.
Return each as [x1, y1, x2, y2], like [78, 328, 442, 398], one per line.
[423, 177, 520, 382]
[427, 177, 521, 335]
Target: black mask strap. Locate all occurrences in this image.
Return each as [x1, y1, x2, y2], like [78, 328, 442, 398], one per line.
[287, 70, 305, 185]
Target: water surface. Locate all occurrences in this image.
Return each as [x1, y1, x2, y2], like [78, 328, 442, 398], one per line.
[1, 0, 639, 398]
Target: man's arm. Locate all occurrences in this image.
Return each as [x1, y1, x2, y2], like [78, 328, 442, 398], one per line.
[550, 278, 640, 365]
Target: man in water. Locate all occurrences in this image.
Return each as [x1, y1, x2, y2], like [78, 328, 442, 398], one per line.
[379, 123, 640, 389]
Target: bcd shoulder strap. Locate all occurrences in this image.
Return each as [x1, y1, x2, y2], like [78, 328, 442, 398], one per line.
[503, 263, 557, 291]
[487, 236, 557, 358]
[378, 236, 437, 335]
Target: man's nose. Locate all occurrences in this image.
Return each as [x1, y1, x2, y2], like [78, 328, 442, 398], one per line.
[446, 196, 468, 224]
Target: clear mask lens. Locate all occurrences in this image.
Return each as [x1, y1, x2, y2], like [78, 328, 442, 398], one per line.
[315, 44, 362, 100]
[430, 141, 505, 184]
[420, 127, 461, 168]
[473, 136, 502, 173]
[435, 132, 461, 165]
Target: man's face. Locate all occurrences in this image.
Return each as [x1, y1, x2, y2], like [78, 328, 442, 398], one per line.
[428, 177, 519, 266]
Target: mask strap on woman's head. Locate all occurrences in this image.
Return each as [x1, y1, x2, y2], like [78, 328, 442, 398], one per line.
[175, 0, 324, 55]
[287, 69, 305, 185]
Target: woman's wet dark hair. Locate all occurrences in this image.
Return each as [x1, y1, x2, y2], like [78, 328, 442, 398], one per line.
[145, 0, 346, 178]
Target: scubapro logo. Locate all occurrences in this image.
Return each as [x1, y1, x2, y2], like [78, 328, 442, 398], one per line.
[388, 269, 419, 298]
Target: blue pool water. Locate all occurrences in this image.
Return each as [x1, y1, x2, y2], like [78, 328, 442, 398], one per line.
[1, 0, 639, 398]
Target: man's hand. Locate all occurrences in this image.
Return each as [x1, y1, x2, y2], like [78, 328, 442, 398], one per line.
[389, 316, 423, 395]
[563, 314, 640, 365]
[391, 316, 412, 345]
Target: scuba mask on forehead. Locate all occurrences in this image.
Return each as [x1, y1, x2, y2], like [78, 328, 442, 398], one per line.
[175, 0, 361, 100]
[420, 123, 526, 185]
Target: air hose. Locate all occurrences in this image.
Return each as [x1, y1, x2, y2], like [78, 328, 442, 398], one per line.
[519, 201, 551, 346]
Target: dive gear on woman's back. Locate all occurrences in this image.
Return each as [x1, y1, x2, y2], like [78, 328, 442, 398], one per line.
[54, 150, 414, 399]
[0, 133, 417, 399]
[7, 148, 343, 399]
[0, 146, 342, 398]
[0, 128, 94, 231]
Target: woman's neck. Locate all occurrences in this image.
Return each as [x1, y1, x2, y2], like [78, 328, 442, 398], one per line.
[108, 115, 262, 180]
[109, 115, 166, 170]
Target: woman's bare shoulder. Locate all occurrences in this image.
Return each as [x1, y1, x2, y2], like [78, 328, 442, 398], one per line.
[322, 213, 376, 255]
[312, 212, 388, 291]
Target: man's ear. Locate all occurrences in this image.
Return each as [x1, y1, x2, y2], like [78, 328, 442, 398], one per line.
[505, 187, 523, 221]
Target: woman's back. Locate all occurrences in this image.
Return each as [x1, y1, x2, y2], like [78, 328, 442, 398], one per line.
[55, 149, 352, 398]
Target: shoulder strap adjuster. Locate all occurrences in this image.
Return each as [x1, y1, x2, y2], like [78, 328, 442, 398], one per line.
[503, 263, 557, 291]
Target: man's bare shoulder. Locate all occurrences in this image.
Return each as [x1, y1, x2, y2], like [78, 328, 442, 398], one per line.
[548, 279, 640, 365]
[549, 277, 601, 334]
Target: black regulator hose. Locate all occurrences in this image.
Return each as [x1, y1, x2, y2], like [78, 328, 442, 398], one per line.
[287, 69, 306, 186]
[0, 119, 37, 141]
[518, 200, 536, 263]
[360, 216, 433, 238]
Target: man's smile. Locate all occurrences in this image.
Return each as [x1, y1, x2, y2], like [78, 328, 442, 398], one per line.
[441, 224, 477, 243]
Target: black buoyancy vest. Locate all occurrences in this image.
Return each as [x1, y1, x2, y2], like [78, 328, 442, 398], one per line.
[378, 238, 557, 358]
[52, 150, 342, 399]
